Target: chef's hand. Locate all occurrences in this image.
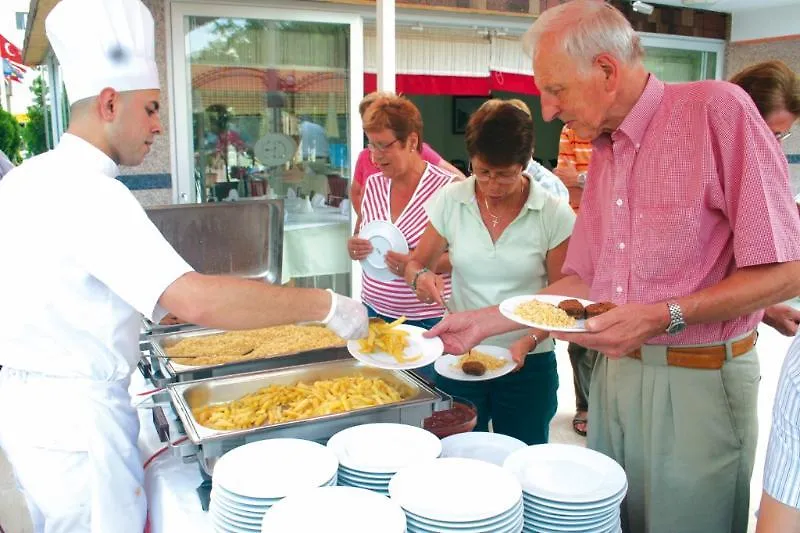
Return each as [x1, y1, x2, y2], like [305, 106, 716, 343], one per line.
[762, 304, 800, 337]
[385, 250, 412, 280]
[321, 290, 369, 340]
[413, 270, 445, 306]
[347, 236, 372, 261]
[551, 302, 669, 359]
[424, 310, 486, 355]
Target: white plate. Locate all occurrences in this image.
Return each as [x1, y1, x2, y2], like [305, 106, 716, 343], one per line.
[499, 295, 596, 333]
[389, 457, 522, 522]
[327, 423, 442, 473]
[260, 486, 407, 533]
[441, 432, 527, 466]
[503, 444, 627, 504]
[359, 220, 409, 282]
[435, 345, 516, 382]
[213, 438, 339, 500]
[347, 324, 444, 370]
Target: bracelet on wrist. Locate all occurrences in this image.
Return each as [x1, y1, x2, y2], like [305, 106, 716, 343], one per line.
[529, 333, 540, 347]
[410, 267, 430, 291]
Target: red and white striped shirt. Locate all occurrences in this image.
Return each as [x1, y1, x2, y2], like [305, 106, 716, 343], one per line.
[360, 163, 453, 320]
[563, 75, 800, 345]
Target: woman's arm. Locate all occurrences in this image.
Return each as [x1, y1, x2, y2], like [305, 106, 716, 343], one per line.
[404, 223, 449, 282]
[545, 238, 570, 284]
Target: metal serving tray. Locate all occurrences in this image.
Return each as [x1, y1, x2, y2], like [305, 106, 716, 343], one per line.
[140, 317, 204, 338]
[145, 199, 283, 283]
[166, 359, 450, 475]
[140, 328, 350, 388]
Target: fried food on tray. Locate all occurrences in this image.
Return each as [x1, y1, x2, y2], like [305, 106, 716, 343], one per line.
[192, 375, 410, 430]
[455, 349, 507, 376]
[358, 317, 420, 364]
[165, 325, 345, 366]
[514, 299, 576, 327]
[585, 302, 617, 318]
[557, 299, 586, 319]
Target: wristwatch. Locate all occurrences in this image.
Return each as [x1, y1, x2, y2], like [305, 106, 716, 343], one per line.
[665, 302, 686, 335]
[576, 172, 587, 187]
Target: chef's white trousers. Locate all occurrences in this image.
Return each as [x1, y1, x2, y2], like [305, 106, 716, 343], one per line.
[3, 444, 90, 533]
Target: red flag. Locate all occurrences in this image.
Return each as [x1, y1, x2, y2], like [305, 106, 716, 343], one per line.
[0, 34, 23, 65]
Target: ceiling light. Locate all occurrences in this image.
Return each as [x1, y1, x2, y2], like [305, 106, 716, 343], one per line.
[681, 0, 719, 5]
[632, 1, 654, 15]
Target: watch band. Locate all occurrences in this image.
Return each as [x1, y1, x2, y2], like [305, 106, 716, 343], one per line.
[410, 267, 430, 291]
[666, 301, 686, 334]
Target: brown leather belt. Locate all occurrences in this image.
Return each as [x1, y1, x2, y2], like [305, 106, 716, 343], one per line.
[627, 331, 757, 370]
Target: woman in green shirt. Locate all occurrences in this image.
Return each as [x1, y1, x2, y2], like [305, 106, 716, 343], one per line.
[404, 99, 576, 444]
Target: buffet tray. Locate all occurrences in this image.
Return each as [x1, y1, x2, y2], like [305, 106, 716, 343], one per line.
[165, 359, 450, 475]
[139, 328, 349, 388]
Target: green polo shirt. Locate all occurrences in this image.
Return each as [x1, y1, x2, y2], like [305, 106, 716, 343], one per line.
[426, 176, 576, 351]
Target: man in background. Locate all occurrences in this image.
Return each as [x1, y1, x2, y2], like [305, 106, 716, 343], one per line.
[554, 124, 595, 437]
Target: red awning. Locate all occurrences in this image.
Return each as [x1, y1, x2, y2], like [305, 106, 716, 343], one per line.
[364, 71, 540, 97]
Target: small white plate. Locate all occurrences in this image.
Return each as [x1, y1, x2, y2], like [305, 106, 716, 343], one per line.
[434, 345, 516, 382]
[389, 457, 522, 522]
[499, 294, 596, 333]
[327, 423, 442, 474]
[440, 432, 526, 466]
[359, 220, 409, 282]
[212, 438, 339, 500]
[347, 324, 443, 370]
[503, 443, 627, 504]
[261, 486, 407, 533]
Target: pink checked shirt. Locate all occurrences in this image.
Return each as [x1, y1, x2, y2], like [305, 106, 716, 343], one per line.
[563, 75, 800, 345]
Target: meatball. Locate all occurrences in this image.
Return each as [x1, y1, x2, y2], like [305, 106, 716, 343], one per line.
[585, 302, 617, 318]
[558, 299, 586, 319]
[461, 361, 487, 376]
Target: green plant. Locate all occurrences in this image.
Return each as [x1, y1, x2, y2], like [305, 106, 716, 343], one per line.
[21, 74, 49, 156]
[0, 107, 21, 163]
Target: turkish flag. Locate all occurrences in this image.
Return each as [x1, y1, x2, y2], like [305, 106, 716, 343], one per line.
[0, 34, 23, 65]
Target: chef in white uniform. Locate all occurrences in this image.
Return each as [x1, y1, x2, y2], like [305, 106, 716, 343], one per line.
[0, 1, 367, 532]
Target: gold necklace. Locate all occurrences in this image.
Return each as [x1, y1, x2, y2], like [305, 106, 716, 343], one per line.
[481, 180, 527, 229]
[483, 196, 501, 228]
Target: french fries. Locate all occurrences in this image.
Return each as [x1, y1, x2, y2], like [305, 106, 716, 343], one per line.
[192, 376, 410, 430]
[358, 317, 421, 364]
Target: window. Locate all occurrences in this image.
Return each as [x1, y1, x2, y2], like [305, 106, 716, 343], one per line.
[15, 12, 27, 31]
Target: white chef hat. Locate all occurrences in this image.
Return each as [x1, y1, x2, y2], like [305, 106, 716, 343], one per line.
[45, 0, 159, 106]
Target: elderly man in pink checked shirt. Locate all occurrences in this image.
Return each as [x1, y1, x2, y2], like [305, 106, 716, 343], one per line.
[426, 2, 800, 533]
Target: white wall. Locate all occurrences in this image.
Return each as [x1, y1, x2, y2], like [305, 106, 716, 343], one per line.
[0, 0, 34, 115]
[730, 4, 800, 42]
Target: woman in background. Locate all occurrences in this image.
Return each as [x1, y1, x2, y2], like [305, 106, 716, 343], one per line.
[346, 94, 455, 379]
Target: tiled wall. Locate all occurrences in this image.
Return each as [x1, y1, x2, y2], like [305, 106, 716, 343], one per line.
[726, 38, 800, 197]
[121, 0, 174, 206]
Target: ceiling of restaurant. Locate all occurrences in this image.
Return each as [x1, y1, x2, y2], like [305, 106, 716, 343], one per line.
[652, 0, 800, 12]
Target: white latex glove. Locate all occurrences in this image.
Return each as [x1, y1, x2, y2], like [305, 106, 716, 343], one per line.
[321, 289, 369, 340]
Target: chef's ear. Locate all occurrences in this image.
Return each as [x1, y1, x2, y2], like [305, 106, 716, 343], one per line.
[97, 87, 120, 121]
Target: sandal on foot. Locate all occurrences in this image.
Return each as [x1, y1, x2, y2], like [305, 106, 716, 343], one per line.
[572, 412, 588, 437]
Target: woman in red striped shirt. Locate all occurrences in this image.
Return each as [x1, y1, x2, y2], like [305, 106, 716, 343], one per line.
[346, 95, 454, 377]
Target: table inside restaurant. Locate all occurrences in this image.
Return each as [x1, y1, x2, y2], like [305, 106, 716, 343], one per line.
[281, 206, 351, 286]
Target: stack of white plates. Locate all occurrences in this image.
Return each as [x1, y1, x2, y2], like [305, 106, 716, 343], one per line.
[389, 457, 524, 533]
[260, 486, 407, 532]
[210, 438, 339, 533]
[503, 444, 627, 533]
[327, 423, 442, 496]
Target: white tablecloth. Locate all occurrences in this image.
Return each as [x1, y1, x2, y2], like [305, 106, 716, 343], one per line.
[134, 374, 211, 533]
[282, 208, 351, 283]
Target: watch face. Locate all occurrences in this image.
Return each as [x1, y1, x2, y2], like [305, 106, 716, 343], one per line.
[666, 322, 686, 334]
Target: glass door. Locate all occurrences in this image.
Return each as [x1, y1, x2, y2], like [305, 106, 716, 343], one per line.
[171, 4, 363, 294]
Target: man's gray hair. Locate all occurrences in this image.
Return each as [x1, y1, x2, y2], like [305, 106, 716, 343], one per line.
[523, 0, 644, 71]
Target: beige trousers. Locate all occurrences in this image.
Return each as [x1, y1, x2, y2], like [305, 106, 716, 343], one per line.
[588, 336, 760, 533]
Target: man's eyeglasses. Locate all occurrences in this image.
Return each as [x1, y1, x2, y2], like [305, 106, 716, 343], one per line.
[469, 163, 521, 185]
[775, 130, 793, 142]
[367, 138, 400, 153]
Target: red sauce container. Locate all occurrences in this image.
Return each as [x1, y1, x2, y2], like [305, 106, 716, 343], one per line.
[423, 398, 478, 439]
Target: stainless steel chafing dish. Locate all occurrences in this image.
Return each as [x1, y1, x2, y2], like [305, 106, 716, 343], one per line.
[164, 359, 451, 475]
[139, 328, 350, 388]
